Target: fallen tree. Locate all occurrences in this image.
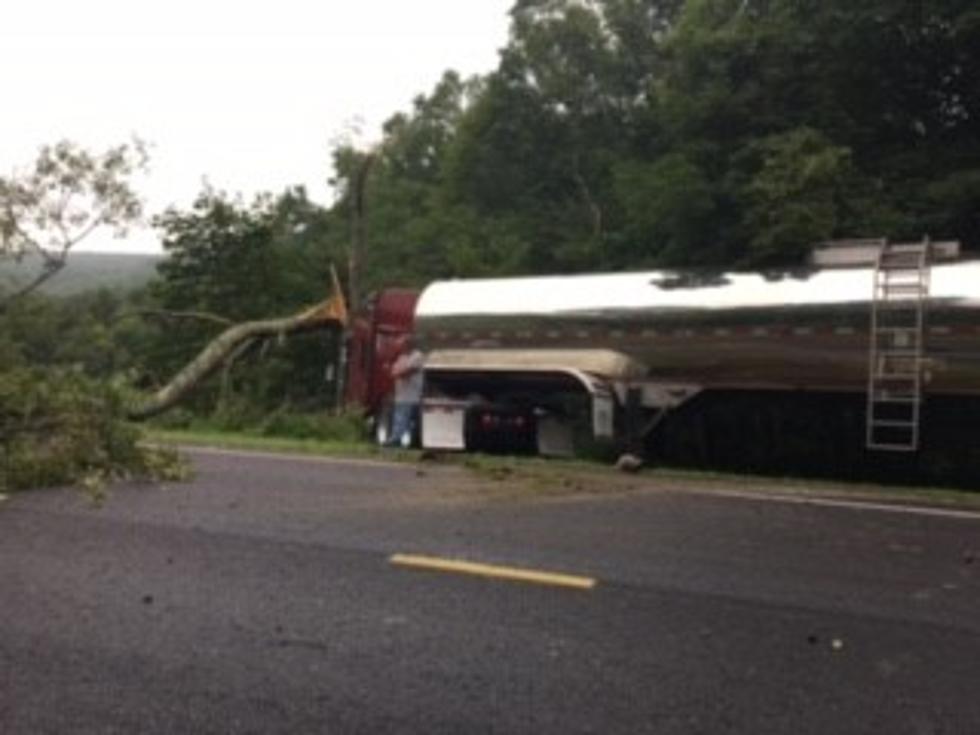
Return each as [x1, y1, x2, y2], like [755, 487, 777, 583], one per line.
[128, 277, 348, 420]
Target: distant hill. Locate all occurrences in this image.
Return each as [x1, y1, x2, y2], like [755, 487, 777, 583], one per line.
[0, 252, 163, 296]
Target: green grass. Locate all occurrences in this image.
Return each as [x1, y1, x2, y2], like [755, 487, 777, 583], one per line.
[146, 428, 381, 458]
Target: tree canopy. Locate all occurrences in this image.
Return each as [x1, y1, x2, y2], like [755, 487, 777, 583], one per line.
[340, 0, 979, 279]
[0, 139, 148, 308]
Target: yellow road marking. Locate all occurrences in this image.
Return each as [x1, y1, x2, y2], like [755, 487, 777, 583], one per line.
[390, 554, 597, 590]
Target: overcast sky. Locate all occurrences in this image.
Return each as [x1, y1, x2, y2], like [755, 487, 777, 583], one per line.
[1, 0, 512, 252]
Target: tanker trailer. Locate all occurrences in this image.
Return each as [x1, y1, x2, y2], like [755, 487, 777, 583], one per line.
[412, 240, 980, 479]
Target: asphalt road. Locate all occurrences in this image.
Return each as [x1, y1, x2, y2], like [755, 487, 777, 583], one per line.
[2, 448, 979, 734]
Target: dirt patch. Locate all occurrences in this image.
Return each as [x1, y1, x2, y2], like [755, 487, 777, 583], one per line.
[415, 452, 980, 511]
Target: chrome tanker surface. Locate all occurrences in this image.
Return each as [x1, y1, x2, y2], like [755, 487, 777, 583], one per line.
[414, 262, 980, 394]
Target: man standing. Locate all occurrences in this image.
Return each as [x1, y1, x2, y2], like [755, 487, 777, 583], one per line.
[386, 336, 424, 447]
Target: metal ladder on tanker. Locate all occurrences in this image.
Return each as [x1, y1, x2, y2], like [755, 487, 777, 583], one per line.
[866, 239, 931, 452]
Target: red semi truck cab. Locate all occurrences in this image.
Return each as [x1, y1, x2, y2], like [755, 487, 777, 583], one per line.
[345, 288, 419, 421]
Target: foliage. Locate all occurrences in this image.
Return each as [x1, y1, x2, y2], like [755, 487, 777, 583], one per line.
[145, 187, 343, 415]
[332, 0, 979, 273]
[0, 139, 148, 307]
[613, 153, 719, 265]
[657, 0, 980, 261]
[0, 367, 189, 493]
[331, 71, 501, 291]
[145, 427, 379, 460]
[735, 128, 884, 265]
[153, 186, 332, 321]
[256, 410, 364, 442]
[0, 289, 138, 378]
[149, 407, 366, 443]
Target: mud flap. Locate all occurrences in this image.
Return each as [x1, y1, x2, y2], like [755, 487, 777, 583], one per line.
[593, 393, 615, 440]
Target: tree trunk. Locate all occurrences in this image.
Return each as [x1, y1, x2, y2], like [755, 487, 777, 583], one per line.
[347, 152, 376, 320]
[129, 292, 347, 420]
[337, 153, 376, 413]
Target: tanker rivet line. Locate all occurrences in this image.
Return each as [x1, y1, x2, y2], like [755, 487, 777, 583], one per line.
[389, 554, 597, 591]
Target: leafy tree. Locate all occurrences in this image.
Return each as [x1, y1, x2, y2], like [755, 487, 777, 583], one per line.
[0, 139, 148, 308]
[331, 72, 499, 292]
[613, 152, 719, 265]
[658, 0, 980, 260]
[145, 187, 342, 414]
[442, 1, 693, 272]
[735, 128, 894, 265]
[448, 1, 630, 271]
[321, 0, 979, 279]
[153, 186, 332, 319]
[0, 289, 129, 376]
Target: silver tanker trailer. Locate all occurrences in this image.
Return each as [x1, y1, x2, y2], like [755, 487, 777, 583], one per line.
[412, 240, 980, 465]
